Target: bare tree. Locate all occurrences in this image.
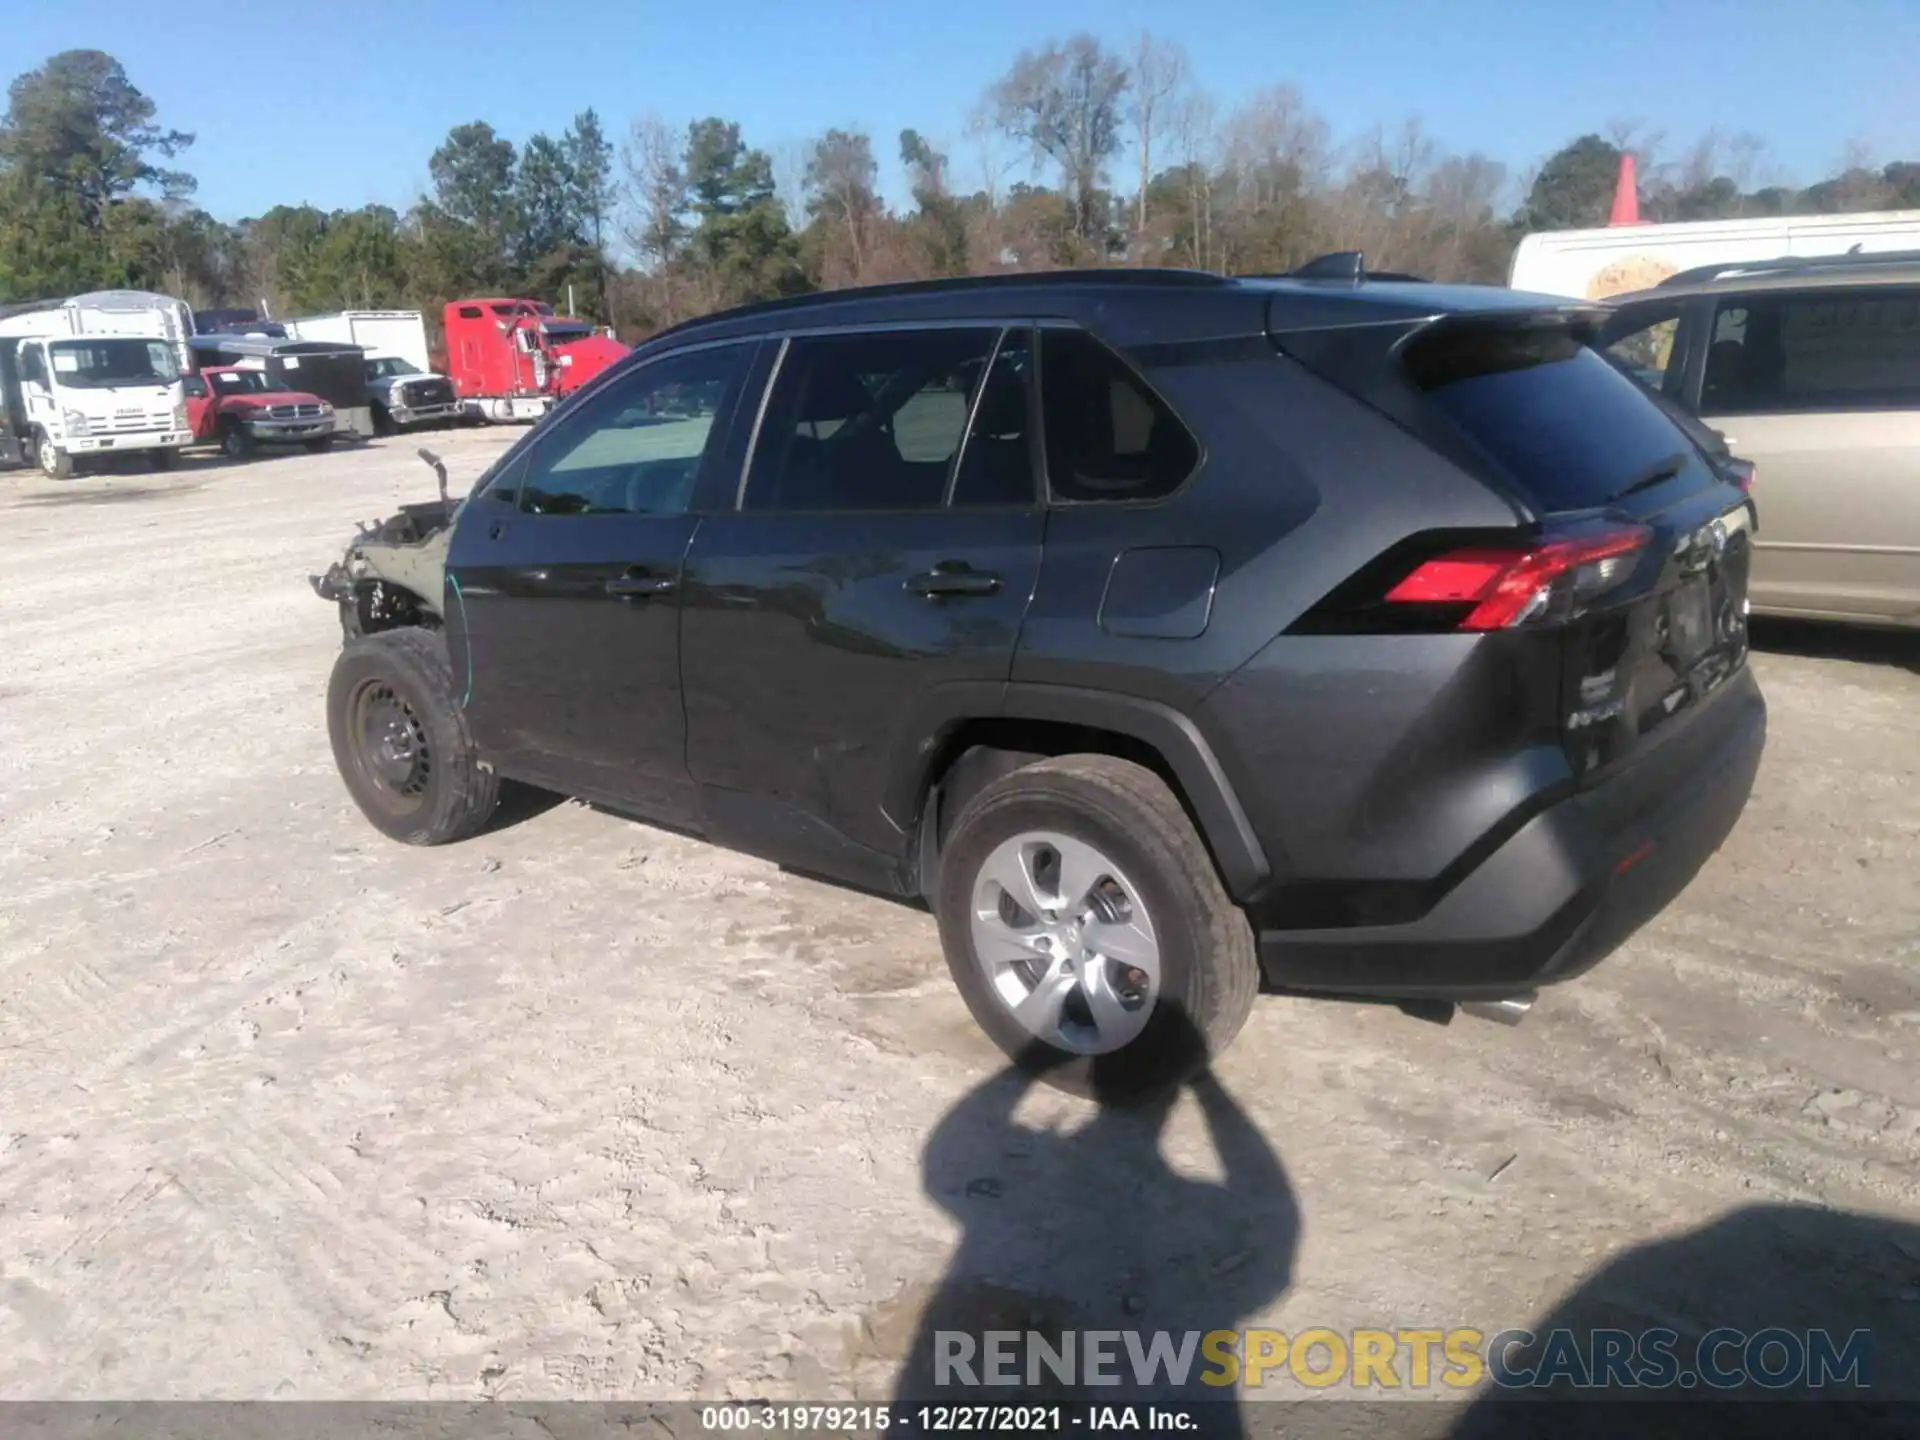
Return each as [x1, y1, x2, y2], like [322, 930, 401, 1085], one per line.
[620, 111, 686, 267]
[989, 33, 1131, 242]
[1171, 89, 1218, 267]
[803, 128, 883, 282]
[769, 138, 813, 232]
[1128, 32, 1190, 240]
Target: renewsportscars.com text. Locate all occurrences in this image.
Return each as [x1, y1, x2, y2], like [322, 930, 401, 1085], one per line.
[933, 1326, 1873, 1391]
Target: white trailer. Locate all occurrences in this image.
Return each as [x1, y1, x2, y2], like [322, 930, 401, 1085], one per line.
[286, 311, 432, 371]
[1509, 209, 1920, 300]
[31, 291, 198, 372]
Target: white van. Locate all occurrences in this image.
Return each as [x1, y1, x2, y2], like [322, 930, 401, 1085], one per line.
[0, 316, 191, 478]
[1509, 210, 1920, 300]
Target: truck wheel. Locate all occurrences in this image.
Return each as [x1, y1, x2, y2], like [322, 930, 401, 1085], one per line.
[221, 422, 254, 460]
[326, 629, 500, 845]
[934, 754, 1259, 1100]
[305, 436, 335, 453]
[35, 432, 73, 480]
[149, 447, 178, 471]
[371, 404, 394, 437]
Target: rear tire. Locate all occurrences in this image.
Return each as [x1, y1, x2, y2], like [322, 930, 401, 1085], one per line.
[934, 754, 1259, 1100]
[326, 629, 499, 845]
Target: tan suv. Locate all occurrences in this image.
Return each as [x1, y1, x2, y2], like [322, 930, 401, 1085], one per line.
[1604, 252, 1920, 628]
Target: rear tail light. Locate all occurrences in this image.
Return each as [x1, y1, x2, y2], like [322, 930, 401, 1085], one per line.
[1383, 526, 1652, 630]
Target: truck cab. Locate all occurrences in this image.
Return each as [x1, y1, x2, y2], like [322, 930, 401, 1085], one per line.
[442, 298, 629, 423]
[0, 333, 190, 478]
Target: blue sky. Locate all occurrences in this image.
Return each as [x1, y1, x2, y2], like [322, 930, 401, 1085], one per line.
[6, 0, 1915, 223]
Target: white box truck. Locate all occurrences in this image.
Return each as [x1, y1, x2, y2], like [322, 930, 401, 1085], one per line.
[285, 310, 463, 435]
[0, 307, 192, 478]
[1509, 209, 1920, 300]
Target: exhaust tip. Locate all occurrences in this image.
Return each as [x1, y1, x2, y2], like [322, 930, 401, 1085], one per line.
[1460, 993, 1537, 1027]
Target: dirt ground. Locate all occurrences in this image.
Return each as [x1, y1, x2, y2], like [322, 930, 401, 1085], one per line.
[2, 432, 1917, 1407]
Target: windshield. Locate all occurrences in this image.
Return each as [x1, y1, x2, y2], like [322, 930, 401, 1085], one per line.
[209, 369, 287, 395]
[543, 323, 592, 341]
[367, 357, 423, 379]
[50, 339, 178, 389]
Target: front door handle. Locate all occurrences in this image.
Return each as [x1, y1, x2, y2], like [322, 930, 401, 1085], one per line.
[606, 572, 677, 599]
[906, 564, 1001, 598]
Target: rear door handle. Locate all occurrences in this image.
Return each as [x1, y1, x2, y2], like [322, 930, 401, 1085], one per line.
[906, 565, 1001, 598]
[606, 572, 677, 598]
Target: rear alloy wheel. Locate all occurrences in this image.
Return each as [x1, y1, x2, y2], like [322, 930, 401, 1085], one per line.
[326, 629, 499, 844]
[935, 754, 1259, 1099]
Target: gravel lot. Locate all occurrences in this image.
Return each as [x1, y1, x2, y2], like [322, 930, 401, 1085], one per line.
[2, 432, 1917, 1407]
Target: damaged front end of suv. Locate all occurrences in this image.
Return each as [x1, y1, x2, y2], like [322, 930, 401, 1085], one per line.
[310, 448, 459, 640]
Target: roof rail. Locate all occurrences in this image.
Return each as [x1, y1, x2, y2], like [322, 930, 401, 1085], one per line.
[1657, 247, 1920, 288]
[639, 267, 1231, 346]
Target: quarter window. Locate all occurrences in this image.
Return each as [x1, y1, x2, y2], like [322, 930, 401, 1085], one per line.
[744, 328, 1010, 511]
[517, 344, 752, 516]
[1603, 306, 1682, 394]
[1039, 329, 1198, 502]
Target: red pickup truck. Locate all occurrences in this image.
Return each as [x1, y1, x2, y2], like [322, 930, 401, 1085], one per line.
[183, 366, 338, 458]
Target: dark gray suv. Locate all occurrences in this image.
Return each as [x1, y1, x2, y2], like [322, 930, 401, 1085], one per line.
[317, 258, 1767, 1093]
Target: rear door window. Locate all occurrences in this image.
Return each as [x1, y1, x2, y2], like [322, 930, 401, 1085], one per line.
[743, 328, 1004, 512]
[1406, 324, 1714, 514]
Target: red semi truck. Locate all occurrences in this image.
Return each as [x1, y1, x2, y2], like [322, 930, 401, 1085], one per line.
[441, 298, 628, 423]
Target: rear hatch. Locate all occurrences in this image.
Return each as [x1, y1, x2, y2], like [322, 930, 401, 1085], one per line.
[1274, 297, 1756, 784]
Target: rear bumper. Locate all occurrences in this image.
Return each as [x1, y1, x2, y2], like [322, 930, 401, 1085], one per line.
[1255, 666, 1766, 999]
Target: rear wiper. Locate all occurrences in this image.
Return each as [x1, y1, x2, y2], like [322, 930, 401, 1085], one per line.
[1606, 451, 1689, 503]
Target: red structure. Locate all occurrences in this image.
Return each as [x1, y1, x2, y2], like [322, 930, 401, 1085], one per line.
[441, 298, 629, 423]
[1608, 153, 1642, 227]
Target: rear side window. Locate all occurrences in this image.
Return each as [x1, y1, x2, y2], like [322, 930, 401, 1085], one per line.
[1406, 325, 1710, 514]
[1040, 329, 1197, 502]
[1702, 290, 1920, 412]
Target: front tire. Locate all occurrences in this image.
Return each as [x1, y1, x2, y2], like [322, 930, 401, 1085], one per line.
[934, 754, 1259, 1099]
[326, 629, 500, 844]
[149, 447, 178, 471]
[221, 422, 254, 460]
[35, 433, 72, 479]
[305, 435, 334, 453]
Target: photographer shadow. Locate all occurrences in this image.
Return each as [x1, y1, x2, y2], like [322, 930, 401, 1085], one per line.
[894, 1013, 1298, 1439]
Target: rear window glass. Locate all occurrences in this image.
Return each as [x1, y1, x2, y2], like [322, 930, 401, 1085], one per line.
[1405, 326, 1709, 513]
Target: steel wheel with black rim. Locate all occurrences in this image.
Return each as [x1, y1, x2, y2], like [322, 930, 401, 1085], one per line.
[935, 754, 1259, 1099]
[326, 629, 499, 845]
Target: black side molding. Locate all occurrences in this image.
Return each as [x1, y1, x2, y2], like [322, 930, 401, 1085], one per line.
[882, 681, 1273, 901]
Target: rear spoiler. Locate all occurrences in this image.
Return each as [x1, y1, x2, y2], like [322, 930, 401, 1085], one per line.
[1267, 301, 1613, 524]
